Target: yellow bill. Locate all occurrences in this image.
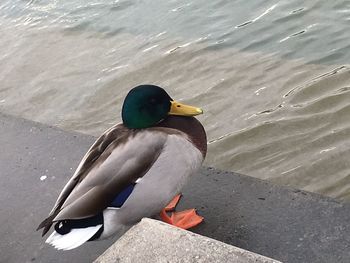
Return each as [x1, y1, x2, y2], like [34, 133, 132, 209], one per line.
[169, 101, 203, 116]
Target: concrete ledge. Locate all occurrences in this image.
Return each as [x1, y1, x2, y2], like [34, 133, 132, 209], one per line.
[94, 218, 281, 263]
[1, 113, 349, 263]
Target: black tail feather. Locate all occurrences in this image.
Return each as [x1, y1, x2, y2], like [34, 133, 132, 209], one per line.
[37, 212, 59, 236]
[53, 213, 104, 241]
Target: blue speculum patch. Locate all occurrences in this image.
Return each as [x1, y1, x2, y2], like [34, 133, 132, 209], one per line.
[110, 183, 136, 207]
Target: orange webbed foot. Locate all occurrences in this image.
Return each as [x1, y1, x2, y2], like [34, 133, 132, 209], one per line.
[160, 194, 204, 229]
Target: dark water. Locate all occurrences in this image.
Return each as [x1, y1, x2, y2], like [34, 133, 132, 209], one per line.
[0, 0, 349, 200]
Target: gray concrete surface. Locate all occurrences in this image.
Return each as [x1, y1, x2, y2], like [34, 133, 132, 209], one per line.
[0, 112, 349, 263]
[94, 218, 281, 263]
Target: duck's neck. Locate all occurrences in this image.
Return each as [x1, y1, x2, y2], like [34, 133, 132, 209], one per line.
[156, 116, 207, 158]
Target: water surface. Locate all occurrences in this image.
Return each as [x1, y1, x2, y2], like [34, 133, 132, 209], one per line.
[1, 0, 349, 200]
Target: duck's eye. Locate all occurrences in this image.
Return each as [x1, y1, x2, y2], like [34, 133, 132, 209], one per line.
[149, 98, 157, 104]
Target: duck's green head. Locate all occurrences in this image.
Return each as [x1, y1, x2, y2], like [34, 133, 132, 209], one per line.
[122, 85, 203, 129]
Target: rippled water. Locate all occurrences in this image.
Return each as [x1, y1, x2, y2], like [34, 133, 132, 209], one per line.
[1, 0, 349, 200]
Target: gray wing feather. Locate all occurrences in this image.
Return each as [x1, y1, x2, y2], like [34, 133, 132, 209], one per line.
[54, 131, 166, 220]
[38, 125, 165, 235]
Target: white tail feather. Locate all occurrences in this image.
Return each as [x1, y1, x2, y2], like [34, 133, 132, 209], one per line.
[46, 224, 103, 250]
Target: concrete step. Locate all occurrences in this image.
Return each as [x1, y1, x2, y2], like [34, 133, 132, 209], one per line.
[94, 218, 281, 263]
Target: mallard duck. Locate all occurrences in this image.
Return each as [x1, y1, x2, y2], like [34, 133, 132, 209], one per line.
[37, 84, 207, 250]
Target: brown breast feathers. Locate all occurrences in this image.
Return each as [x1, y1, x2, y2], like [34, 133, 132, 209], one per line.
[155, 115, 207, 158]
